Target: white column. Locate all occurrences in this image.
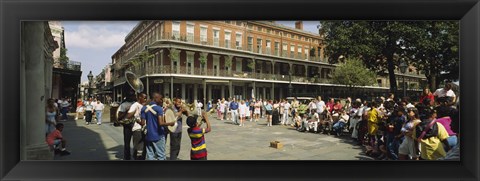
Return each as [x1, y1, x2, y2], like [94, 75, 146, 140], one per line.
[23, 21, 52, 160]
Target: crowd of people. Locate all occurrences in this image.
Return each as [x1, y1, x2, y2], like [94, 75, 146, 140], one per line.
[207, 83, 459, 160]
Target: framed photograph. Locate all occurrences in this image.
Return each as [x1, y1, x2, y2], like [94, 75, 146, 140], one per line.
[1, 0, 479, 180]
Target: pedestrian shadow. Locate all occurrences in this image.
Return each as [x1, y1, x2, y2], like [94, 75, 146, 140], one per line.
[54, 115, 111, 160]
[107, 145, 124, 160]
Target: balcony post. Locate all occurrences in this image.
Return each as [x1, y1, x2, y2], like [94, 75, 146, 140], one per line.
[229, 80, 233, 99]
[146, 77, 150, 98]
[203, 79, 207, 106]
[271, 82, 275, 100]
[194, 83, 198, 102]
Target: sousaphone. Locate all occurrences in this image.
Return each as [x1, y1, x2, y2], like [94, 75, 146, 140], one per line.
[117, 71, 144, 125]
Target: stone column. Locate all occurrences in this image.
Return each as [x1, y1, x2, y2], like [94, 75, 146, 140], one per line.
[229, 80, 233, 99]
[23, 21, 53, 160]
[203, 79, 207, 106]
[252, 81, 256, 99]
[263, 87, 266, 100]
[170, 77, 174, 99]
[271, 83, 275, 100]
[243, 85, 247, 100]
[146, 77, 150, 98]
[207, 84, 212, 101]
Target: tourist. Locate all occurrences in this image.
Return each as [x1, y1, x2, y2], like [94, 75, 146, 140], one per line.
[349, 101, 362, 140]
[367, 101, 381, 149]
[306, 110, 321, 133]
[239, 100, 248, 127]
[398, 107, 421, 160]
[75, 98, 84, 120]
[249, 99, 255, 122]
[59, 97, 71, 122]
[84, 98, 94, 125]
[386, 107, 406, 160]
[254, 99, 261, 122]
[169, 97, 188, 160]
[308, 99, 317, 115]
[225, 98, 231, 121]
[197, 100, 203, 116]
[46, 123, 70, 156]
[187, 111, 212, 160]
[419, 88, 434, 106]
[265, 100, 273, 127]
[281, 99, 291, 125]
[332, 110, 349, 136]
[45, 98, 59, 136]
[316, 96, 326, 122]
[433, 82, 456, 106]
[230, 98, 239, 125]
[141, 92, 175, 160]
[414, 106, 450, 160]
[219, 99, 225, 121]
[216, 99, 221, 119]
[291, 97, 299, 121]
[435, 104, 457, 151]
[326, 98, 335, 113]
[272, 100, 280, 125]
[94, 99, 105, 125]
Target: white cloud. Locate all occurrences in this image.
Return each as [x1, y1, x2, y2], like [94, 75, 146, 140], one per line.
[65, 24, 130, 49]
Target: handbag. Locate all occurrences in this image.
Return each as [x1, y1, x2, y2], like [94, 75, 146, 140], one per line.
[416, 120, 438, 142]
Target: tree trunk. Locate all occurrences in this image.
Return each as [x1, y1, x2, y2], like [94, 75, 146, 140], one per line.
[386, 53, 397, 95]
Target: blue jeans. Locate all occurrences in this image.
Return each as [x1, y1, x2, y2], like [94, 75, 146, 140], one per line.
[332, 121, 346, 134]
[95, 111, 102, 123]
[61, 107, 68, 120]
[146, 136, 166, 160]
[445, 135, 457, 152]
[387, 133, 402, 160]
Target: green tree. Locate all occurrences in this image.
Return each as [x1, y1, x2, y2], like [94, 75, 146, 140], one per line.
[331, 58, 377, 89]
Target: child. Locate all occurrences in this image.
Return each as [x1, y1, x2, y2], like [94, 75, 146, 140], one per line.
[46, 123, 71, 156]
[187, 111, 212, 160]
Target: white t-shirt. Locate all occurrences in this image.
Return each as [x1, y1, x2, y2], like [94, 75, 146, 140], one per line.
[197, 102, 203, 109]
[239, 104, 248, 115]
[128, 102, 144, 131]
[85, 101, 94, 111]
[94, 102, 105, 111]
[316, 101, 325, 113]
[284, 102, 291, 111]
[313, 112, 320, 122]
[434, 88, 456, 98]
[61, 101, 70, 108]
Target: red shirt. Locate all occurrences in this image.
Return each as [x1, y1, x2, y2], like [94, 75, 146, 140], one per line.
[46, 129, 62, 146]
[419, 93, 434, 105]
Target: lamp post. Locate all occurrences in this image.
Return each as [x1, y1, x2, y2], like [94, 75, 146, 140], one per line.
[399, 59, 408, 99]
[87, 71, 93, 98]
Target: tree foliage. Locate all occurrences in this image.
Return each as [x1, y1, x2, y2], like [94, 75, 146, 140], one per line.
[59, 48, 69, 66]
[331, 58, 377, 87]
[320, 21, 459, 92]
[131, 50, 154, 67]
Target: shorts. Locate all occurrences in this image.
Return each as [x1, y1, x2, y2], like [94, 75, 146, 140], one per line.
[266, 110, 272, 115]
[240, 114, 246, 118]
[254, 108, 260, 114]
[398, 137, 419, 158]
[53, 139, 61, 146]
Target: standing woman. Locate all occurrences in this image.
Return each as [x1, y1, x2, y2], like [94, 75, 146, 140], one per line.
[398, 107, 421, 160]
[216, 99, 221, 119]
[219, 99, 225, 121]
[254, 100, 261, 122]
[238, 100, 247, 126]
[75, 98, 84, 120]
[84, 98, 94, 125]
[265, 100, 273, 127]
[46, 98, 59, 136]
[249, 99, 255, 122]
[94, 99, 105, 125]
[272, 100, 280, 125]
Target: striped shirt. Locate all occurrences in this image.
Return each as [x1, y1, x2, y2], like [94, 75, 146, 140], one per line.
[188, 127, 207, 159]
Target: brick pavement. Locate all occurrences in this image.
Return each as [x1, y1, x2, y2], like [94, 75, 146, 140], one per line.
[55, 107, 374, 160]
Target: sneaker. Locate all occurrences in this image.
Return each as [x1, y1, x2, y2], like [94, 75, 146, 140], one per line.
[239, 124, 242, 127]
[75, 117, 78, 120]
[97, 122, 101, 125]
[86, 122, 89, 125]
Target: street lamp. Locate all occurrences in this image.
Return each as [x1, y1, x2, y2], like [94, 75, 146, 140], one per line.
[87, 71, 93, 98]
[399, 59, 408, 99]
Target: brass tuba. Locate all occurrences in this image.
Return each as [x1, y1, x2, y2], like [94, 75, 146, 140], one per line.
[125, 71, 144, 93]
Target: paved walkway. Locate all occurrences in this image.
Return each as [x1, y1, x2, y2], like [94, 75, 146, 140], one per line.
[56, 107, 374, 160]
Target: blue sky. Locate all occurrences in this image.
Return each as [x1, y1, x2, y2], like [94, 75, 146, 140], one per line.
[62, 21, 320, 82]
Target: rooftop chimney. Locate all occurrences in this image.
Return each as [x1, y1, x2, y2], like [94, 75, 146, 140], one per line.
[295, 21, 303, 30]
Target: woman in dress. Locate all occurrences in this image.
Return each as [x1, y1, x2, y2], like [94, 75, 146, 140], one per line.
[75, 98, 84, 120]
[219, 99, 225, 121]
[238, 100, 248, 127]
[46, 98, 59, 136]
[254, 100, 261, 122]
[398, 107, 422, 160]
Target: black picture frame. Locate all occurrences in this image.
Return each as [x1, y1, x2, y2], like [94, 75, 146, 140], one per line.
[1, 0, 479, 180]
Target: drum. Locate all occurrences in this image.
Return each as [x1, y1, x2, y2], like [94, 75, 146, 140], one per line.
[164, 108, 178, 132]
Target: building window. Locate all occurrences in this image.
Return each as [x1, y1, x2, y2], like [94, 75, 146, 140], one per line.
[377, 79, 382, 87]
[282, 43, 288, 57]
[200, 26, 207, 44]
[213, 29, 220, 47]
[258, 27, 263, 32]
[172, 21, 180, 39]
[298, 46, 302, 59]
[257, 38, 262, 54]
[236, 21, 243, 26]
[287, 34, 291, 38]
[274, 42, 280, 56]
[247, 37, 253, 52]
[224, 31, 231, 48]
[267, 29, 271, 34]
[266, 40, 271, 55]
[290, 45, 295, 58]
[248, 24, 253, 29]
[236, 33, 242, 50]
[187, 24, 194, 43]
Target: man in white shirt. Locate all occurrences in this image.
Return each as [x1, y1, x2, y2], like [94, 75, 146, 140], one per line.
[126, 93, 147, 160]
[316, 96, 326, 121]
[60, 97, 71, 122]
[433, 83, 456, 106]
[84, 98, 94, 125]
[197, 100, 203, 116]
[306, 110, 320, 133]
[117, 93, 136, 160]
[281, 100, 291, 125]
[94, 100, 105, 125]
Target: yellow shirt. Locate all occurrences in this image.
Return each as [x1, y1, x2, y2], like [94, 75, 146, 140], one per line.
[413, 122, 449, 160]
[367, 108, 380, 135]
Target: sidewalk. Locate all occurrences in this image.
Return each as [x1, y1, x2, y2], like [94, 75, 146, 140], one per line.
[56, 107, 374, 160]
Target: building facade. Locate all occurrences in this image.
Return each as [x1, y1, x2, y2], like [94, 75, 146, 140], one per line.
[111, 21, 426, 104]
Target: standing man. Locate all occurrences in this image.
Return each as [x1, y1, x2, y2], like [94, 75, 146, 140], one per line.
[117, 93, 136, 160]
[281, 100, 291, 125]
[84, 98, 94, 125]
[169, 97, 187, 160]
[141, 92, 175, 160]
[197, 100, 203, 116]
[316, 96, 326, 122]
[94, 99, 105, 125]
[230, 98, 239, 125]
[291, 97, 299, 123]
[60, 97, 71, 122]
[126, 93, 147, 160]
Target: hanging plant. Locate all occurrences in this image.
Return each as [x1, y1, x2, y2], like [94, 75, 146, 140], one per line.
[169, 48, 179, 62]
[247, 60, 255, 71]
[199, 52, 208, 66]
[225, 55, 233, 68]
